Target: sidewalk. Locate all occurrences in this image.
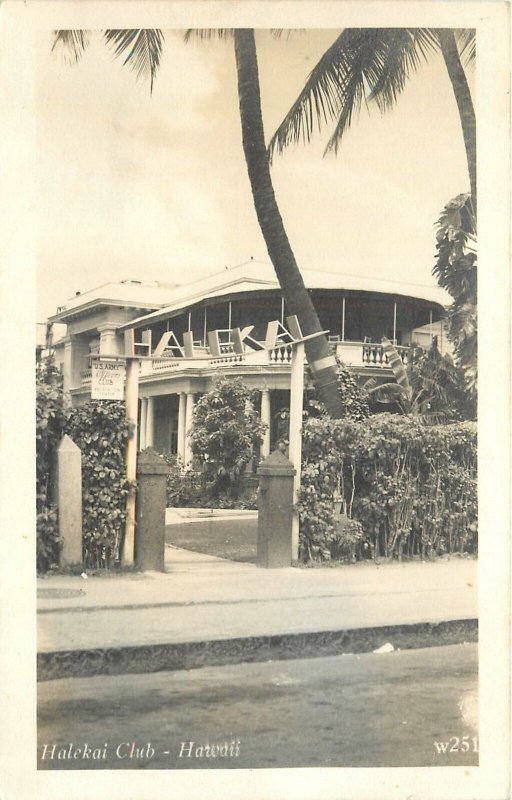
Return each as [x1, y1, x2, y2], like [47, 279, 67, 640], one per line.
[37, 546, 478, 681]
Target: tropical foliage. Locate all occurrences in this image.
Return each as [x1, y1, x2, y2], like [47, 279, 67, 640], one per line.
[299, 414, 477, 563]
[433, 193, 477, 400]
[66, 401, 130, 569]
[305, 358, 370, 422]
[164, 454, 259, 510]
[363, 337, 473, 423]
[36, 357, 134, 571]
[269, 28, 476, 210]
[189, 377, 266, 498]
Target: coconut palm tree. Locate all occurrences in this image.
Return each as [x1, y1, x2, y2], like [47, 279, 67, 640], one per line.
[52, 28, 345, 418]
[269, 28, 476, 219]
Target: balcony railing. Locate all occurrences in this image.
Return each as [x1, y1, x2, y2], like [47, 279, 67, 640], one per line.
[79, 340, 408, 387]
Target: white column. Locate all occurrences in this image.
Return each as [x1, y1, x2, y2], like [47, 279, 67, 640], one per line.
[184, 393, 195, 467]
[341, 297, 346, 341]
[146, 397, 154, 448]
[260, 389, 271, 457]
[289, 342, 305, 562]
[139, 398, 148, 450]
[177, 392, 187, 463]
[393, 302, 397, 344]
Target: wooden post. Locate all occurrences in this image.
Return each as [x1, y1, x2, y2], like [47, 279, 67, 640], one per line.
[122, 356, 139, 566]
[260, 388, 271, 457]
[288, 341, 304, 562]
[184, 393, 195, 467]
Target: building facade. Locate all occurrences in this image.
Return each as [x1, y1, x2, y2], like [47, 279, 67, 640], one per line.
[50, 261, 451, 461]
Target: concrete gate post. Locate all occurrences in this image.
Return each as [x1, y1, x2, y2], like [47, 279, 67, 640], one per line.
[135, 447, 168, 571]
[55, 434, 83, 568]
[257, 448, 296, 568]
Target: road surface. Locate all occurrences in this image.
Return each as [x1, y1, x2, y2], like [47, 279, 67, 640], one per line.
[38, 643, 478, 769]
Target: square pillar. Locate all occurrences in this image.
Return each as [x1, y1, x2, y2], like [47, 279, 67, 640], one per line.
[135, 448, 168, 572]
[257, 449, 296, 568]
[62, 335, 90, 392]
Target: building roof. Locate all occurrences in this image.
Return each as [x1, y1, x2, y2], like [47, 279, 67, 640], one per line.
[48, 279, 179, 323]
[121, 261, 452, 330]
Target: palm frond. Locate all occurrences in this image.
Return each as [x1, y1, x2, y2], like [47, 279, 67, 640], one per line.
[366, 29, 437, 113]
[268, 28, 358, 159]
[184, 29, 234, 43]
[269, 27, 436, 159]
[455, 29, 475, 66]
[103, 29, 164, 93]
[52, 30, 91, 63]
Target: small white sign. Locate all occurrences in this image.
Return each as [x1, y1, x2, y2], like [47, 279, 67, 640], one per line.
[91, 360, 126, 400]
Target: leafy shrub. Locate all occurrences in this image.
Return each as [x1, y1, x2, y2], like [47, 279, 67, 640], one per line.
[189, 377, 266, 499]
[298, 414, 477, 563]
[164, 455, 205, 507]
[164, 454, 258, 510]
[36, 505, 60, 573]
[329, 515, 365, 562]
[66, 401, 130, 568]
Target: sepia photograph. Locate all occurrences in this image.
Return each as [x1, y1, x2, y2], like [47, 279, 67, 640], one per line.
[0, 1, 510, 799]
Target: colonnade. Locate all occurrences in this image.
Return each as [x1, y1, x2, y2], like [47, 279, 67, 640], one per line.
[139, 392, 196, 466]
[138, 387, 274, 465]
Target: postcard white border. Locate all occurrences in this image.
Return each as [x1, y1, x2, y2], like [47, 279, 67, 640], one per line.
[0, 2, 510, 799]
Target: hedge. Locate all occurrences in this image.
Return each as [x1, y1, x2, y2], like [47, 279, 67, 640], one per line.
[66, 401, 130, 568]
[298, 414, 477, 562]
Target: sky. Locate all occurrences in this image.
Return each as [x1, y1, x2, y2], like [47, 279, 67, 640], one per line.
[36, 28, 473, 322]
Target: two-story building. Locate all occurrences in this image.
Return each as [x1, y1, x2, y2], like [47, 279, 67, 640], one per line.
[50, 260, 451, 462]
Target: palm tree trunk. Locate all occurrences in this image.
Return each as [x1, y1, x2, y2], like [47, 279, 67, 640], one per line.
[437, 29, 477, 220]
[234, 28, 344, 418]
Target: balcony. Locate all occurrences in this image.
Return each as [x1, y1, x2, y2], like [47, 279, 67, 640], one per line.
[81, 368, 92, 386]
[79, 339, 409, 388]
